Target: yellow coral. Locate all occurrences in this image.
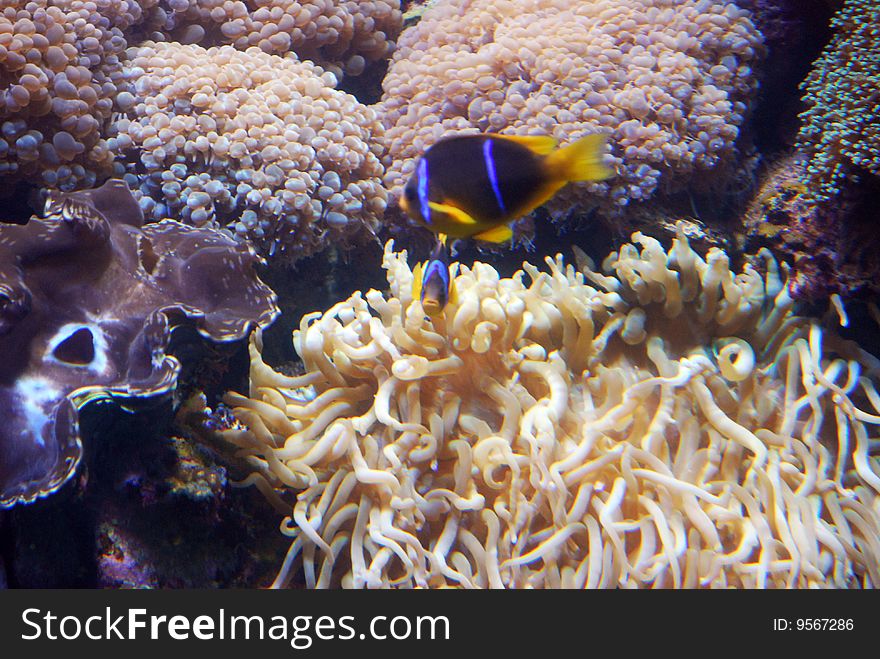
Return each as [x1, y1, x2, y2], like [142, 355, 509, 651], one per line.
[223, 227, 880, 588]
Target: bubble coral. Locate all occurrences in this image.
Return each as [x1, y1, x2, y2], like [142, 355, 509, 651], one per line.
[0, 0, 139, 190]
[0, 179, 279, 508]
[137, 0, 402, 79]
[223, 228, 880, 589]
[797, 0, 880, 201]
[379, 0, 763, 215]
[111, 41, 388, 265]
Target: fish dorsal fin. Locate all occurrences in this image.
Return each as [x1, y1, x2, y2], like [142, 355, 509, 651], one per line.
[412, 261, 424, 301]
[487, 133, 558, 155]
[448, 266, 458, 307]
[427, 200, 478, 225]
[473, 224, 513, 244]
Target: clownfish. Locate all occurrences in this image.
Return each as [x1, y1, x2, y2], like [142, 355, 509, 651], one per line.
[412, 235, 456, 317]
[400, 132, 612, 243]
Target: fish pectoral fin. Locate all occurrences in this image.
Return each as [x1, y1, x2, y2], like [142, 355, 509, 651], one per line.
[487, 133, 558, 155]
[427, 201, 479, 225]
[473, 224, 513, 244]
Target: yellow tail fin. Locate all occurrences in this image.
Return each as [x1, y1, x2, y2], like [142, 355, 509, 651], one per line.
[544, 134, 613, 183]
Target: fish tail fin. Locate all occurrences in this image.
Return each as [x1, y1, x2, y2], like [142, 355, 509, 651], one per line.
[544, 134, 613, 183]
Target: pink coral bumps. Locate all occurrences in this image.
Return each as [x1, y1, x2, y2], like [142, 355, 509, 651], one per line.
[0, 1, 132, 190]
[137, 0, 402, 79]
[112, 42, 388, 264]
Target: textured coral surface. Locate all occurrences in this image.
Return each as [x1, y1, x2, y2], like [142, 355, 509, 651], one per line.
[112, 42, 388, 264]
[743, 154, 880, 301]
[0, 1, 129, 190]
[798, 0, 880, 201]
[137, 0, 402, 78]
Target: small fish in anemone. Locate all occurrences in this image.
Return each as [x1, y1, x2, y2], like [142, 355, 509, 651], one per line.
[412, 234, 456, 317]
[400, 133, 613, 243]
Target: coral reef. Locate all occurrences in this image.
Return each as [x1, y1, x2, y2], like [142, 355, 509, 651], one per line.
[0, 1, 131, 190]
[223, 231, 880, 588]
[3, 394, 289, 587]
[743, 154, 880, 301]
[737, 0, 880, 303]
[0, 0, 877, 596]
[733, 1, 836, 152]
[111, 42, 388, 265]
[93, 414, 284, 589]
[380, 0, 763, 218]
[797, 0, 880, 201]
[136, 0, 402, 80]
[98, 515, 161, 589]
[0, 178, 279, 508]
[0, 0, 402, 199]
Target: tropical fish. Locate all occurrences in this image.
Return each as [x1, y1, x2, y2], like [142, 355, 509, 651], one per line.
[400, 132, 612, 243]
[412, 235, 456, 317]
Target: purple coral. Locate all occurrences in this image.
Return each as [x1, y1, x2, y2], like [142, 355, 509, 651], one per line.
[0, 179, 279, 508]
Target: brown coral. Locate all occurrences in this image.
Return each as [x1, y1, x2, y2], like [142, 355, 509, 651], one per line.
[111, 42, 388, 264]
[380, 0, 763, 217]
[743, 154, 880, 301]
[0, 0, 135, 190]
